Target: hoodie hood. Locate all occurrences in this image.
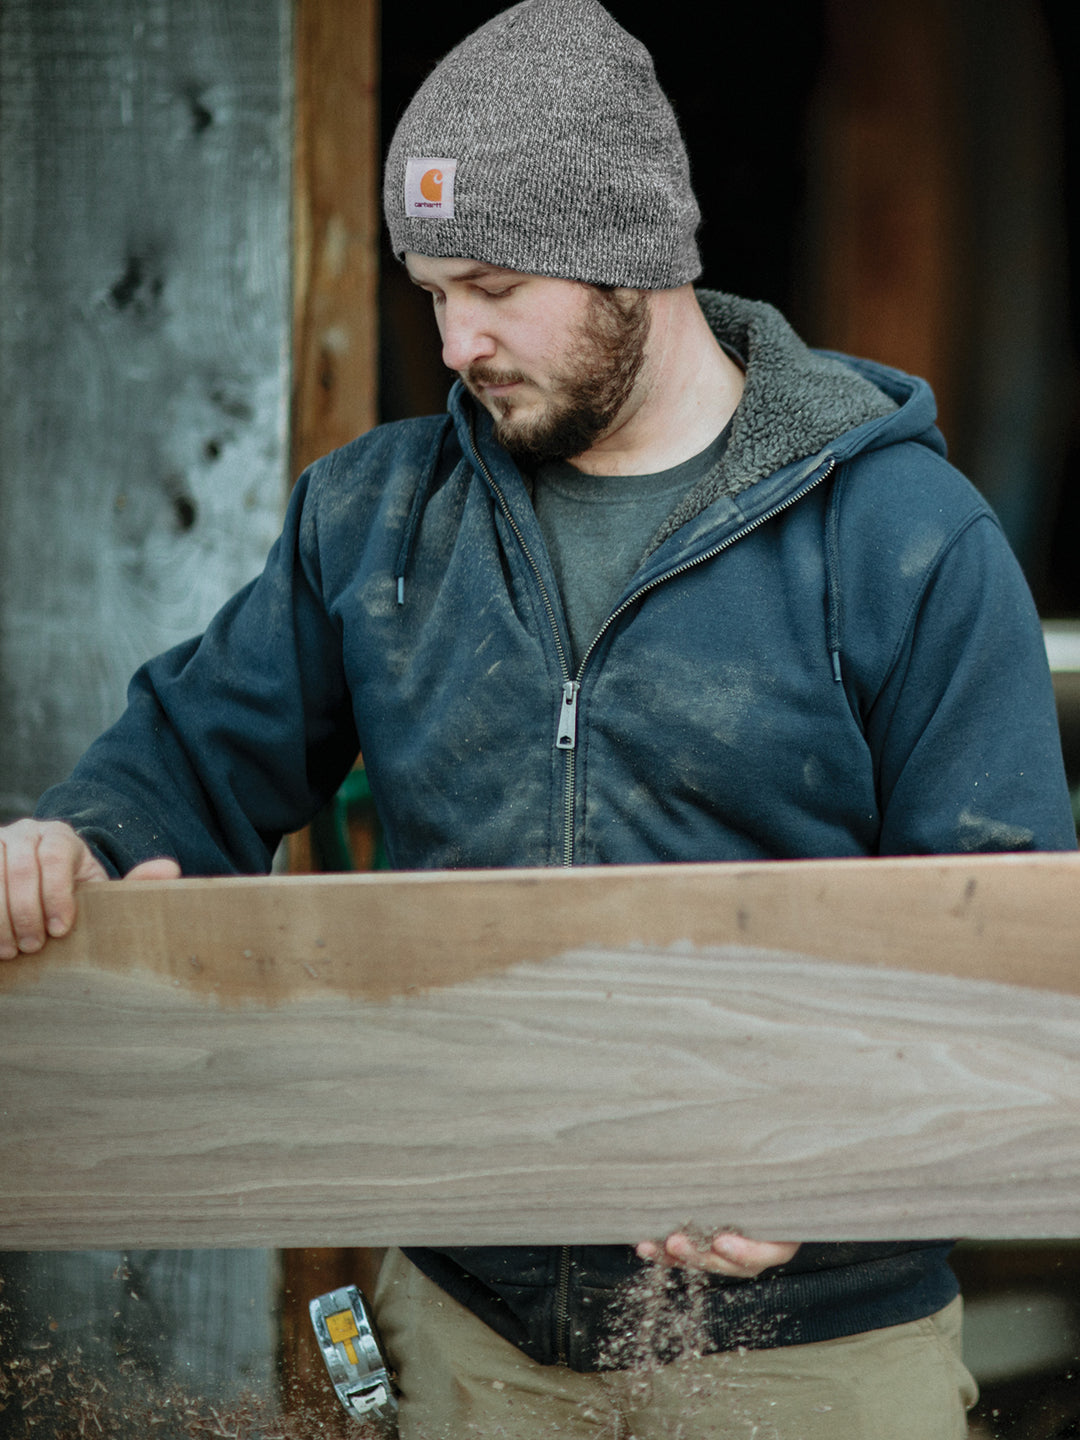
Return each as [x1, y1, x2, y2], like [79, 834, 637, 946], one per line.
[660, 289, 950, 552]
[699, 291, 902, 462]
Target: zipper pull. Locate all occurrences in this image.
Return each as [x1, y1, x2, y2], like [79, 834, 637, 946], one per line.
[556, 681, 580, 750]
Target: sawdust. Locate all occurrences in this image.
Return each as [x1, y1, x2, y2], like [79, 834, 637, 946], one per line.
[598, 1231, 786, 1371]
[0, 1276, 381, 1440]
[1, 1257, 788, 1438]
[592, 1239, 791, 1434]
[0, 1349, 362, 1440]
[599, 1259, 714, 1373]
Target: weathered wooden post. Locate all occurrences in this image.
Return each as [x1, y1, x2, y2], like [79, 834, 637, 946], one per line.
[0, 0, 294, 1409]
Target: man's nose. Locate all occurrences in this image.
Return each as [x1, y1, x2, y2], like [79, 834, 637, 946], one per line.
[440, 299, 496, 372]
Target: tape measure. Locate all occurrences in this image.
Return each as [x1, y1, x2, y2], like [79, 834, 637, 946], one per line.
[309, 1284, 398, 1432]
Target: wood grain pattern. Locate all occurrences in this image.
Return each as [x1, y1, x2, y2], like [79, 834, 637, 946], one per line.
[0, 2, 290, 1370]
[0, 0, 291, 819]
[3, 852, 1078, 1001]
[283, 0, 380, 1386]
[811, 0, 960, 433]
[291, 0, 378, 475]
[0, 1249, 280, 1397]
[2, 855, 1080, 1248]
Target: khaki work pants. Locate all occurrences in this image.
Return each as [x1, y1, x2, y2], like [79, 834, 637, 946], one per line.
[373, 1248, 978, 1440]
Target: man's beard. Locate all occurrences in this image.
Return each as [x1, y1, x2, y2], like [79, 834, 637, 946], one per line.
[464, 288, 651, 467]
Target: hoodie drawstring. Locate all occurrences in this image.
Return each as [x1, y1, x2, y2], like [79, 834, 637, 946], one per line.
[823, 464, 845, 683]
[394, 424, 451, 605]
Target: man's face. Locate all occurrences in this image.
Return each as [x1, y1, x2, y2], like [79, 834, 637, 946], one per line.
[404, 254, 650, 465]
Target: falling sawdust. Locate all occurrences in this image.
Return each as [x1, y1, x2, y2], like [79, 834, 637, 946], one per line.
[0, 1276, 381, 1440]
[600, 1231, 785, 1374]
[599, 1260, 714, 1373]
[591, 1239, 791, 1435]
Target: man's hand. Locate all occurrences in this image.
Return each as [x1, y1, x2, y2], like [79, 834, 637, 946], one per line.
[0, 818, 180, 959]
[636, 1231, 801, 1278]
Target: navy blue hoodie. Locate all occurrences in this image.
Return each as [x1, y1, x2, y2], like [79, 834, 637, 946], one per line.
[38, 291, 1077, 1367]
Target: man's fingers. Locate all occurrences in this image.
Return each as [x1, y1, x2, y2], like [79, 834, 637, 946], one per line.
[636, 1232, 801, 1278]
[1, 825, 55, 955]
[636, 1233, 710, 1270]
[0, 820, 104, 958]
[707, 1235, 800, 1277]
[39, 826, 107, 938]
[0, 834, 22, 959]
[0, 822, 180, 961]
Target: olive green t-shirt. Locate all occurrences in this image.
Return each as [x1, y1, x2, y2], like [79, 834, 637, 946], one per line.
[531, 423, 731, 669]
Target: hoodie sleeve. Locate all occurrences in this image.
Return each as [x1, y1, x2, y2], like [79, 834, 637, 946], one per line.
[34, 463, 361, 877]
[864, 507, 1075, 856]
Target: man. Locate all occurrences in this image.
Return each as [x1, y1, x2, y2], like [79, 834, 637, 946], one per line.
[1, 1, 1075, 1436]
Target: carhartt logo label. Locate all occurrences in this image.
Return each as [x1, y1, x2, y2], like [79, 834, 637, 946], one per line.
[405, 157, 456, 218]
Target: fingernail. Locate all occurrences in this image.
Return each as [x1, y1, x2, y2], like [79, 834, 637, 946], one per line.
[47, 917, 67, 937]
[17, 937, 42, 954]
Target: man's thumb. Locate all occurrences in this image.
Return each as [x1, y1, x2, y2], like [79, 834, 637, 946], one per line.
[125, 858, 182, 881]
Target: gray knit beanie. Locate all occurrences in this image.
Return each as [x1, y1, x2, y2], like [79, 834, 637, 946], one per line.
[383, 0, 701, 289]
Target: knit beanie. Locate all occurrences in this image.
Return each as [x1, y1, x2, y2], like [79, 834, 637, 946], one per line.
[383, 0, 701, 289]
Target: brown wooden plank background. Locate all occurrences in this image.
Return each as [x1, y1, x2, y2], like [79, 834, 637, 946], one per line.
[282, 0, 380, 1402]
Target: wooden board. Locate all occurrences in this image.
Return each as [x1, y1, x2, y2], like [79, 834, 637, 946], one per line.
[2, 854, 1080, 1249]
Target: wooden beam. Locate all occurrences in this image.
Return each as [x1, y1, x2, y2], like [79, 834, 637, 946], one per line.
[287, 0, 379, 880]
[808, 0, 961, 436]
[2, 854, 1080, 1249]
[0, 0, 293, 1398]
[290, 0, 379, 478]
[286, 0, 380, 1387]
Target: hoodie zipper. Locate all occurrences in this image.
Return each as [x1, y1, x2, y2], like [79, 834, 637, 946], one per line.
[572, 457, 839, 683]
[467, 429, 579, 866]
[468, 422, 837, 869]
[555, 1245, 573, 1365]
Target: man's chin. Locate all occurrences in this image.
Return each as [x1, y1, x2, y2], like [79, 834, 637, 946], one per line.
[492, 419, 535, 458]
[495, 415, 597, 468]
[466, 382, 603, 466]
[485, 396, 546, 445]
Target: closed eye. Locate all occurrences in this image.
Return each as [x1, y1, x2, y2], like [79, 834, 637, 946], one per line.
[468, 280, 519, 299]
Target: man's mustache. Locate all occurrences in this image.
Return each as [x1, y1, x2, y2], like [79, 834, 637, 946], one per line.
[464, 365, 530, 388]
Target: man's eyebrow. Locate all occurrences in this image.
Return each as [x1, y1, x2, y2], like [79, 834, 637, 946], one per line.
[408, 263, 516, 287]
[457, 264, 515, 280]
